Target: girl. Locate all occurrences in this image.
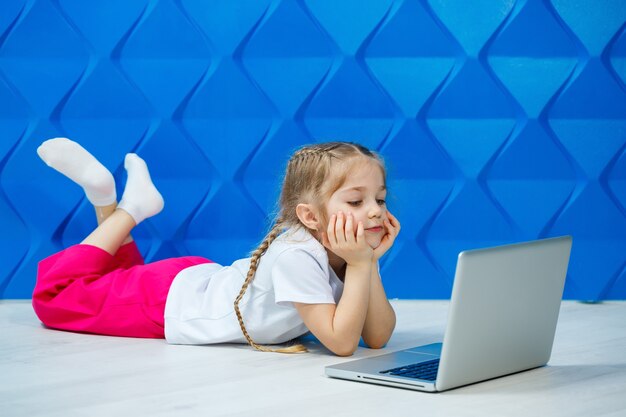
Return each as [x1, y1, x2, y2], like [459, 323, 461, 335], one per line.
[33, 139, 400, 356]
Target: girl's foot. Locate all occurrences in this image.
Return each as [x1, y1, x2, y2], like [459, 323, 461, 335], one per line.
[117, 154, 164, 225]
[37, 138, 116, 206]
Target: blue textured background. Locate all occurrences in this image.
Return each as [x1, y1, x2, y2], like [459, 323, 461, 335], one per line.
[1, 0, 625, 300]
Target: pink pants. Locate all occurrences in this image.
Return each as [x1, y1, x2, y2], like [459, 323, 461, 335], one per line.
[32, 242, 211, 338]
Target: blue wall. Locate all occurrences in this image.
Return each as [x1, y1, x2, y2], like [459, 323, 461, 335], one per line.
[1, 0, 625, 300]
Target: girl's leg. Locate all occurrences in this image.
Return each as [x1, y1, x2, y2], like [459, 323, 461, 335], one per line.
[34, 143, 176, 338]
[95, 203, 117, 225]
[37, 138, 135, 245]
[33, 242, 210, 338]
[81, 209, 136, 255]
[37, 138, 117, 206]
[95, 202, 134, 245]
[82, 153, 164, 256]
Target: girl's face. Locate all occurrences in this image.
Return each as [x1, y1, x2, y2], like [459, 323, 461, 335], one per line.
[324, 160, 388, 249]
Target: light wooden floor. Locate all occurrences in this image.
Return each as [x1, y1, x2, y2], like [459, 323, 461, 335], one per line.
[1, 299, 625, 417]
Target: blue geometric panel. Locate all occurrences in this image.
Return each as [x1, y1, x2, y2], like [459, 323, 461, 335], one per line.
[304, 0, 393, 55]
[55, 0, 148, 52]
[117, 0, 211, 116]
[487, 0, 578, 117]
[0, 0, 88, 115]
[428, 0, 515, 56]
[179, 0, 271, 55]
[487, 121, 576, 235]
[242, 120, 312, 212]
[611, 28, 626, 85]
[1, 0, 625, 301]
[242, 0, 332, 116]
[551, 0, 626, 55]
[608, 148, 626, 215]
[304, 57, 396, 150]
[364, 0, 457, 117]
[0, 71, 30, 299]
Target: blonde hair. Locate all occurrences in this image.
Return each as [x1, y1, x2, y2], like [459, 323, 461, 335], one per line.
[234, 142, 386, 353]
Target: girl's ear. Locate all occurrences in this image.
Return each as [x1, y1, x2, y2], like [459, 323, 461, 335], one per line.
[296, 203, 320, 231]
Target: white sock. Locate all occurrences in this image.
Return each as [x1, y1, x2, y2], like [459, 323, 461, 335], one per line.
[117, 153, 164, 224]
[37, 137, 117, 206]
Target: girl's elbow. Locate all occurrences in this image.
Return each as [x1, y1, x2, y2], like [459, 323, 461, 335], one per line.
[329, 340, 359, 357]
[363, 332, 393, 350]
[332, 346, 357, 357]
[364, 322, 395, 349]
[366, 340, 387, 350]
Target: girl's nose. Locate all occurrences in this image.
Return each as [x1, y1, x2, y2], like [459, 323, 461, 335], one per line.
[368, 202, 383, 218]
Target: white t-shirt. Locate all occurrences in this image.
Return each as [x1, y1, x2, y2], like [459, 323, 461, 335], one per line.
[164, 227, 344, 345]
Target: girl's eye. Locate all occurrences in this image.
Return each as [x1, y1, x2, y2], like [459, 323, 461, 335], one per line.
[347, 201, 362, 207]
[377, 199, 386, 206]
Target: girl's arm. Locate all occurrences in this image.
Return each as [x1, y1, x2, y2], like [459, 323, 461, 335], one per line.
[360, 262, 396, 349]
[294, 261, 372, 356]
[294, 211, 374, 356]
[361, 212, 401, 348]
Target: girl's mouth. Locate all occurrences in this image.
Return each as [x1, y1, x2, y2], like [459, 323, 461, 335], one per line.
[366, 226, 383, 233]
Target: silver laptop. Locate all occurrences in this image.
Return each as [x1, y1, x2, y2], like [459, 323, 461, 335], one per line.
[325, 236, 572, 392]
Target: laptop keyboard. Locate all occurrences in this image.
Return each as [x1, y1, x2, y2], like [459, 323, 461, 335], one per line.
[379, 358, 440, 381]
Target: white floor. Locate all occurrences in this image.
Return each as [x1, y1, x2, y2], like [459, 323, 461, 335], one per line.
[1, 299, 625, 417]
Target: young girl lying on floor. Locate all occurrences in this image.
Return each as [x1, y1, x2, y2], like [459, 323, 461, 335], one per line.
[33, 138, 400, 356]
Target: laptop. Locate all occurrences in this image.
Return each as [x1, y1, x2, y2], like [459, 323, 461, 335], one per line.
[325, 235, 573, 392]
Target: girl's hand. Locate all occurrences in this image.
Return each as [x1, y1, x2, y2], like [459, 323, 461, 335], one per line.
[373, 211, 401, 261]
[322, 211, 373, 268]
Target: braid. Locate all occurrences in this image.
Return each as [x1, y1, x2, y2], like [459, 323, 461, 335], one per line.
[291, 143, 342, 164]
[294, 147, 326, 159]
[234, 222, 308, 354]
